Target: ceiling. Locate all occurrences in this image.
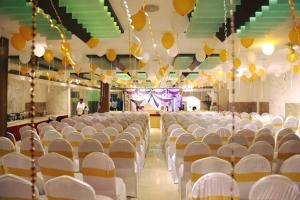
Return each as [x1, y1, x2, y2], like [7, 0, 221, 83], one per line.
[0, 0, 299, 87]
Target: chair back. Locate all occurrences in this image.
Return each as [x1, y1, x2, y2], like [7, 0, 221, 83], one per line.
[103, 127, 119, 141]
[20, 138, 44, 162]
[55, 122, 69, 132]
[237, 128, 255, 143]
[92, 123, 105, 132]
[65, 132, 85, 156]
[82, 152, 118, 198]
[272, 116, 284, 128]
[48, 138, 73, 160]
[0, 137, 15, 158]
[234, 154, 271, 199]
[249, 175, 300, 200]
[111, 123, 123, 133]
[39, 152, 74, 182]
[217, 143, 248, 164]
[216, 127, 231, 143]
[256, 127, 273, 137]
[249, 141, 274, 162]
[42, 130, 62, 146]
[78, 139, 104, 169]
[20, 130, 40, 141]
[278, 133, 299, 149]
[61, 125, 76, 138]
[109, 139, 136, 169]
[191, 173, 239, 200]
[0, 174, 39, 199]
[45, 175, 97, 200]
[228, 133, 249, 147]
[117, 133, 137, 148]
[191, 127, 208, 141]
[175, 134, 195, 161]
[81, 126, 97, 139]
[93, 133, 111, 154]
[74, 122, 87, 132]
[254, 133, 275, 147]
[19, 125, 34, 136]
[202, 133, 223, 155]
[187, 124, 200, 133]
[40, 125, 55, 138]
[284, 117, 299, 131]
[280, 154, 300, 189]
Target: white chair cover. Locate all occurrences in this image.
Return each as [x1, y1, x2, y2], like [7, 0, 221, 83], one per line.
[191, 173, 239, 200]
[217, 143, 248, 165]
[20, 130, 40, 141]
[48, 138, 74, 160]
[202, 133, 223, 156]
[109, 139, 138, 197]
[0, 174, 39, 199]
[45, 175, 112, 200]
[278, 133, 299, 149]
[280, 154, 300, 190]
[249, 141, 274, 162]
[65, 132, 85, 158]
[61, 126, 77, 138]
[93, 123, 106, 132]
[256, 127, 273, 137]
[20, 138, 44, 168]
[234, 154, 271, 200]
[103, 127, 119, 141]
[82, 152, 126, 200]
[42, 130, 62, 147]
[216, 127, 231, 143]
[74, 122, 87, 132]
[191, 127, 208, 141]
[38, 152, 74, 182]
[237, 129, 255, 143]
[275, 140, 300, 173]
[254, 133, 275, 148]
[78, 139, 104, 170]
[228, 133, 249, 147]
[249, 175, 300, 200]
[93, 133, 111, 154]
[81, 126, 98, 139]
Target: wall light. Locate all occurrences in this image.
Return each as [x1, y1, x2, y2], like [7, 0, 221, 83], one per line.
[261, 42, 275, 56]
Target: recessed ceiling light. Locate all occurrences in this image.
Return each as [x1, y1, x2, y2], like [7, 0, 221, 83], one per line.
[144, 4, 159, 13]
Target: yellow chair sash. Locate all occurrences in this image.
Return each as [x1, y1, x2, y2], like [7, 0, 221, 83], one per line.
[184, 154, 208, 162]
[219, 156, 242, 164]
[169, 136, 177, 142]
[101, 143, 110, 148]
[280, 172, 300, 182]
[42, 140, 51, 146]
[78, 151, 93, 159]
[47, 196, 71, 200]
[110, 136, 116, 141]
[4, 167, 31, 177]
[234, 172, 270, 182]
[176, 144, 187, 150]
[135, 136, 141, 141]
[20, 149, 44, 157]
[49, 151, 73, 159]
[196, 137, 203, 142]
[278, 152, 298, 160]
[81, 167, 116, 177]
[109, 151, 135, 159]
[0, 149, 14, 157]
[263, 155, 273, 161]
[70, 141, 81, 147]
[208, 144, 222, 150]
[191, 172, 204, 182]
[192, 196, 240, 200]
[0, 166, 4, 175]
[40, 166, 74, 177]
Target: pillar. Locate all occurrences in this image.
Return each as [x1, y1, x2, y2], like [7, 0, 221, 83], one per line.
[99, 82, 110, 113]
[0, 37, 8, 136]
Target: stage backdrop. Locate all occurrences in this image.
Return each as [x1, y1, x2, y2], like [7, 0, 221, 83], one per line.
[125, 88, 182, 112]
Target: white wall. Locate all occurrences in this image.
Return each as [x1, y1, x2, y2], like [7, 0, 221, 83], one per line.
[229, 73, 300, 115]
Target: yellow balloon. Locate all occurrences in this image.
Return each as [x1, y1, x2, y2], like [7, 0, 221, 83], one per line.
[216, 70, 224, 78]
[241, 75, 248, 81]
[106, 49, 117, 62]
[138, 60, 146, 68]
[106, 69, 113, 76]
[11, 33, 26, 51]
[131, 9, 146, 32]
[173, 0, 195, 16]
[289, 25, 300, 44]
[204, 44, 214, 56]
[249, 64, 256, 73]
[287, 52, 299, 63]
[86, 38, 100, 48]
[257, 68, 265, 77]
[233, 58, 241, 68]
[292, 65, 300, 73]
[19, 25, 33, 41]
[43, 49, 54, 64]
[99, 73, 105, 81]
[240, 38, 254, 48]
[219, 49, 228, 62]
[161, 32, 175, 49]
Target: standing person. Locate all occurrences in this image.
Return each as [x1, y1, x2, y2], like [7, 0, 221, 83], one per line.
[76, 98, 86, 116]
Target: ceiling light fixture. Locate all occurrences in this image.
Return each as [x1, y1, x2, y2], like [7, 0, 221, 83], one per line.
[261, 42, 275, 56]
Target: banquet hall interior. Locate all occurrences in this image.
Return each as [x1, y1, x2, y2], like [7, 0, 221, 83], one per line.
[1, 0, 300, 199]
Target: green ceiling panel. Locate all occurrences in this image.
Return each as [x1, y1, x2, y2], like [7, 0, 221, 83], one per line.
[173, 56, 194, 69]
[58, 0, 121, 38]
[0, 0, 71, 40]
[198, 56, 220, 70]
[187, 0, 241, 38]
[238, 0, 300, 37]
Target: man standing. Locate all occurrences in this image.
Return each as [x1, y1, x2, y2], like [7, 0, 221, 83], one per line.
[76, 98, 86, 116]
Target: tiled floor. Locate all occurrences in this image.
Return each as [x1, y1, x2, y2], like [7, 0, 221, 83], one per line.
[131, 128, 179, 200]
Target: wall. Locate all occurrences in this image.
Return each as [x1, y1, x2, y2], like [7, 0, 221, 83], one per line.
[46, 84, 69, 115]
[229, 73, 300, 116]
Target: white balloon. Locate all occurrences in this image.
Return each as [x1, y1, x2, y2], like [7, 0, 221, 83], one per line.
[167, 46, 178, 58]
[19, 51, 31, 64]
[34, 44, 45, 57]
[247, 51, 256, 63]
[141, 52, 150, 63]
[195, 49, 206, 62]
[171, 12, 189, 33]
